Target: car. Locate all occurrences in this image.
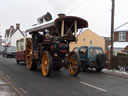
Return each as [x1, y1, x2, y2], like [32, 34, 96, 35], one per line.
[3, 46, 16, 58]
[0, 45, 5, 54]
[73, 46, 107, 72]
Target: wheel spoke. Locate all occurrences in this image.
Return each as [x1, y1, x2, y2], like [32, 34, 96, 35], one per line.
[27, 47, 31, 51]
[27, 52, 32, 57]
[28, 57, 32, 64]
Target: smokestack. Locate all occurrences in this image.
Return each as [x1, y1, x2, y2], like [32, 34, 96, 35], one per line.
[16, 23, 20, 29]
[58, 13, 65, 18]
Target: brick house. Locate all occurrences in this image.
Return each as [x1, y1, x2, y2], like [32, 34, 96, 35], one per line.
[112, 25, 128, 55]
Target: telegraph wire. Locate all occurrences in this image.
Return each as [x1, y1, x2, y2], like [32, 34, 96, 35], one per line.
[114, 22, 128, 30]
[66, 0, 87, 15]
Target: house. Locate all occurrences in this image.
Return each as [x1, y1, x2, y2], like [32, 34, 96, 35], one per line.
[70, 29, 105, 51]
[112, 24, 128, 55]
[5, 26, 15, 46]
[5, 24, 26, 47]
[124, 46, 128, 53]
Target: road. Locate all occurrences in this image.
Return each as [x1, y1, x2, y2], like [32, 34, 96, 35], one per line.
[0, 55, 128, 96]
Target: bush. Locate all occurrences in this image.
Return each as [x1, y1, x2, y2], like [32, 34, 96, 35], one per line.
[113, 56, 128, 72]
[117, 53, 128, 56]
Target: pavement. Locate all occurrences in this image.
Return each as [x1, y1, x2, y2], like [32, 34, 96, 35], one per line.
[0, 72, 22, 96]
[102, 69, 128, 79]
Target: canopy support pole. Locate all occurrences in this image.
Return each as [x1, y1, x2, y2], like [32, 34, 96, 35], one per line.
[61, 20, 64, 37]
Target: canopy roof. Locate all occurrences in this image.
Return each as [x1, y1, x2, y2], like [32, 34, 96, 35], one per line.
[26, 16, 88, 34]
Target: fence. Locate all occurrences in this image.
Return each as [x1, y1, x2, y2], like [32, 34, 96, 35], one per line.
[113, 56, 128, 71]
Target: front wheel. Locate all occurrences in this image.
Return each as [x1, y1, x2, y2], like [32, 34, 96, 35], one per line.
[67, 52, 80, 77]
[41, 51, 53, 77]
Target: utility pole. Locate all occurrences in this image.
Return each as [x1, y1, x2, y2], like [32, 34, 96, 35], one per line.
[110, 0, 115, 69]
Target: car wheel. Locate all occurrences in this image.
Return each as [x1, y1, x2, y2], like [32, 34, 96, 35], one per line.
[95, 68, 102, 72]
[17, 61, 19, 64]
[96, 54, 106, 68]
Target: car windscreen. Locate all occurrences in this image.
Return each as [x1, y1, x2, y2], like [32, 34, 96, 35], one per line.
[79, 47, 88, 54]
[73, 47, 79, 53]
[7, 47, 16, 52]
[90, 48, 103, 57]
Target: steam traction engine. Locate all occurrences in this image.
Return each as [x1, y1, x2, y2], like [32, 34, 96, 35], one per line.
[26, 14, 88, 77]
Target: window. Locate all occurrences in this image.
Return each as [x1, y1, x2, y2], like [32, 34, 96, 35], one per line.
[16, 40, 20, 51]
[83, 38, 86, 41]
[16, 39, 24, 51]
[119, 32, 126, 41]
[20, 39, 24, 51]
[90, 48, 103, 57]
[90, 40, 92, 45]
[80, 47, 88, 54]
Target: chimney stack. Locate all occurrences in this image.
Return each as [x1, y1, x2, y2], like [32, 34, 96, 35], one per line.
[16, 23, 20, 29]
[10, 25, 14, 29]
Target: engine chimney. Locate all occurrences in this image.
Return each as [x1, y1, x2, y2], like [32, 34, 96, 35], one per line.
[58, 13, 65, 18]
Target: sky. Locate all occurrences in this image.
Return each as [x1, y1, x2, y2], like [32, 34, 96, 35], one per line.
[0, 0, 128, 38]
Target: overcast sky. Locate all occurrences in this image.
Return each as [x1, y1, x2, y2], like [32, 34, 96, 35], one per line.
[0, 0, 128, 37]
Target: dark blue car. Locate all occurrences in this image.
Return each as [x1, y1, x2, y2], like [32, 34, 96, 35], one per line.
[3, 46, 16, 58]
[73, 46, 106, 72]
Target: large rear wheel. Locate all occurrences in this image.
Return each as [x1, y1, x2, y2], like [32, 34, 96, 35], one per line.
[26, 39, 37, 70]
[68, 52, 80, 77]
[41, 51, 53, 77]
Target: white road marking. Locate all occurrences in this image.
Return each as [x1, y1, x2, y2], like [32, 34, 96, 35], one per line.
[80, 81, 108, 92]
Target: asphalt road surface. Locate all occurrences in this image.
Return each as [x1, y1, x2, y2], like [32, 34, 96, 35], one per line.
[0, 55, 128, 96]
